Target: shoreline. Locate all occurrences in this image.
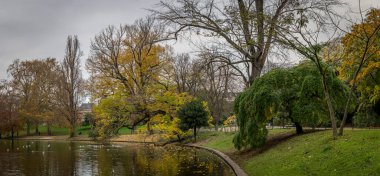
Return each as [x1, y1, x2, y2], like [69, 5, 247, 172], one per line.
[186, 143, 247, 176]
[1, 134, 160, 144]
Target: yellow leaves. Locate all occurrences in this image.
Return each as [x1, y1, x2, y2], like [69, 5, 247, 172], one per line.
[223, 115, 236, 126]
[334, 9, 380, 104]
[201, 101, 214, 127]
[264, 106, 275, 120]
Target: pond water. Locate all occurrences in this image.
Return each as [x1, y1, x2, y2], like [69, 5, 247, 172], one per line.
[0, 140, 235, 176]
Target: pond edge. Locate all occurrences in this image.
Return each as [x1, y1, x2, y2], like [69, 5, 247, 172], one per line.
[186, 143, 248, 176]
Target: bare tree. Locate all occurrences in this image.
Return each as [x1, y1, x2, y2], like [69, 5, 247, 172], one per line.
[153, 0, 340, 87]
[197, 58, 236, 128]
[172, 53, 200, 93]
[172, 53, 238, 128]
[58, 35, 83, 137]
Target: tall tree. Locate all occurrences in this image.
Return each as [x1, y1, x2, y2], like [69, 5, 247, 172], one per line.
[58, 35, 83, 137]
[335, 8, 380, 135]
[0, 80, 22, 139]
[154, 0, 339, 87]
[87, 18, 172, 131]
[7, 59, 59, 135]
[277, 0, 344, 138]
[7, 59, 34, 135]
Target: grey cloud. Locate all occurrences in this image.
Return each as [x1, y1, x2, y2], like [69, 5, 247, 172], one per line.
[0, 0, 159, 79]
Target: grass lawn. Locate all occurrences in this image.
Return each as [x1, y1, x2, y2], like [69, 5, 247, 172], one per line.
[198, 128, 294, 152]
[243, 130, 380, 176]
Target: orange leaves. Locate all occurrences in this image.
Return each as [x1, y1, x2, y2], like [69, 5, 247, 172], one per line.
[338, 8, 380, 104]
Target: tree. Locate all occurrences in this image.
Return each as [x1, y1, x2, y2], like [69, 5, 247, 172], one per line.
[172, 53, 238, 130]
[336, 8, 380, 135]
[7, 58, 60, 136]
[144, 91, 193, 141]
[233, 61, 349, 150]
[277, 0, 344, 138]
[82, 113, 95, 126]
[57, 35, 83, 137]
[177, 99, 209, 141]
[154, 0, 340, 87]
[93, 92, 133, 137]
[87, 18, 173, 132]
[0, 80, 22, 139]
[172, 53, 197, 93]
[7, 59, 35, 135]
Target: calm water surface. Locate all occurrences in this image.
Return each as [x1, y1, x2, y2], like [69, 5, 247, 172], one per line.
[0, 140, 235, 176]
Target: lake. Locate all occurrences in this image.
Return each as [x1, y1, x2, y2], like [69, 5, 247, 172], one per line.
[0, 140, 235, 176]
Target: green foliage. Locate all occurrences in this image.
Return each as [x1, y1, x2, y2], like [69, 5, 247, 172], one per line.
[142, 92, 193, 140]
[233, 61, 350, 150]
[177, 99, 210, 139]
[353, 108, 380, 128]
[93, 92, 133, 138]
[82, 113, 95, 126]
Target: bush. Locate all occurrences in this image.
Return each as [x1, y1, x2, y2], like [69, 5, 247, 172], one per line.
[353, 109, 380, 128]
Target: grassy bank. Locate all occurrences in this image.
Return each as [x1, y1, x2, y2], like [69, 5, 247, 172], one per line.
[244, 130, 380, 176]
[197, 128, 293, 152]
[13, 125, 132, 137]
[198, 129, 380, 176]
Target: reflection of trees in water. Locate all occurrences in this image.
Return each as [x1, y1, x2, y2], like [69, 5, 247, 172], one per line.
[0, 141, 233, 176]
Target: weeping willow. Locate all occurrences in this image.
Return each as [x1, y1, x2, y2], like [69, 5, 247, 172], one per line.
[233, 61, 351, 150]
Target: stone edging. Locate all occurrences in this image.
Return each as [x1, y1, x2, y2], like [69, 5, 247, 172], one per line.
[186, 144, 248, 176]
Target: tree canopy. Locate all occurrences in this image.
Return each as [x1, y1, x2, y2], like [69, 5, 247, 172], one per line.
[177, 99, 210, 141]
[233, 61, 350, 150]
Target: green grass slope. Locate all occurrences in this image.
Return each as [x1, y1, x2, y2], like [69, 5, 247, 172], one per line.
[244, 130, 380, 176]
[198, 128, 293, 152]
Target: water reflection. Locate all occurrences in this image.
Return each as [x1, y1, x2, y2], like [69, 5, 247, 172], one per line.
[0, 140, 234, 176]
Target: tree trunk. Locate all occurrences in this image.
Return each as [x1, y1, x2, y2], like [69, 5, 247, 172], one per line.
[338, 86, 354, 136]
[147, 122, 153, 135]
[11, 127, 14, 139]
[322, 78, 338, 138]
[47, 123, 52, 136]
[26, 123, 31, 136]
[35, 124, 39, 135]
[295, 122, 303, 134]
[193, 126, 197, 142]
[69, 124, 75, 138]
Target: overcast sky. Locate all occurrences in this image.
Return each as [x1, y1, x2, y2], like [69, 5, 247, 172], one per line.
[0, 0, 378, 80]
[0, 0, 165, 80]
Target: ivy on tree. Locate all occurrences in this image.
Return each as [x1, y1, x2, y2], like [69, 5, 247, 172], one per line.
[177, 99, 209, 141]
